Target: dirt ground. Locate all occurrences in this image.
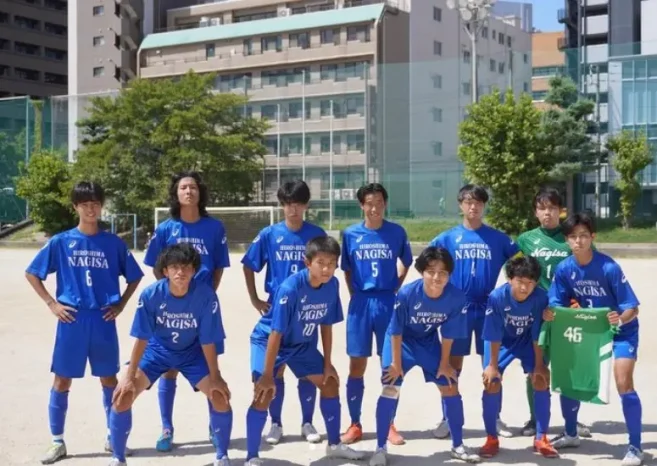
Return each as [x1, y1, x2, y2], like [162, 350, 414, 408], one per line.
[0, 249, 655, 466]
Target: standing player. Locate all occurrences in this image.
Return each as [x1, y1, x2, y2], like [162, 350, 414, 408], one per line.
[370, 247, 480, 466]
[340, 183, 414, 445]
[144, 171, 230, 451]
[430, 184, 518, 439]
[478, 256, 557, 459]
[242, 180, 325, 445]
[515, 188, 590, 438]
[244, 236, 364, 465]
[545, 213, 643, 466]
[108, 244, 232, 466]
[25, 181, 143, 465]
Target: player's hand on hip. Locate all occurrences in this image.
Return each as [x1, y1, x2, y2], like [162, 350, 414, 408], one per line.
[607, 311, 621, 326]
[102, 304, 124, 321]
[383, 362, 403, 385]
[254, 374, 276, 403]
[251, 298, 270, 316]
[437, 363, 458, 387]
[48, 301, 77, 323]
[112, 377, 136, 405]
[542, 308, 555, 322]
[569, 299, 581, 309]
[323, 365, 339, 385]
[482, 365, 501, 387]
[210, 376, 231, 404]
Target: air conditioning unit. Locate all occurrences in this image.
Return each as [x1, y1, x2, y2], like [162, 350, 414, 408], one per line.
[199, 16, 209, 27]
[210, 17, 220, 26]
[341, 189, 354, 200]
[277, 7, 290, 17]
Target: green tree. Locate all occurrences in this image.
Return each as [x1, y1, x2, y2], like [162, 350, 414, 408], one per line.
[73, 71, 268, 229]
[606, 130, 652, 229]
[459, 89, 551, 234]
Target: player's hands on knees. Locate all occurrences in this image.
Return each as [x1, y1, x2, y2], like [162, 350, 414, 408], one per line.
[251, 298, 271, 316]
[482, 365, 501, 388]
[383, 362, 403, 385]
[209, 375, 231, 404]
[323, 365, 339, 386]
[542, 308, 555, 322]
[437, 363, 458, 387]
[531, 365, 550, 388]
[569, 299, 581, 309]
[102, 304, 125, 321]
[254, 373, 276, 403]
[112, 376, 137, 406]
[48, 301, 77, 323]
[607, 311, 621, 326]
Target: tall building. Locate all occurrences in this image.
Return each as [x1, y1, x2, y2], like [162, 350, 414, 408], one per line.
[0, 0, 68, 98]
[493, 0, 532, 32]
[531, 31, 564, 108]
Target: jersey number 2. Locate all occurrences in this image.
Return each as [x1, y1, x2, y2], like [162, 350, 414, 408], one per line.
[563, 326, 582, 343]
[171, 332, 179, 343]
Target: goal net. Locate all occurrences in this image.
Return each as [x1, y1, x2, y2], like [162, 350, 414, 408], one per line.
[153, 206, 276, 248]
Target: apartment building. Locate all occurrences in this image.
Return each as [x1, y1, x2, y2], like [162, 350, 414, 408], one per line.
[0, 0, 68, 98]
[531, 31, 564, 108]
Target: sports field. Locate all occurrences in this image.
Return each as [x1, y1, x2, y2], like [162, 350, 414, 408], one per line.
[0, 249, 655, 466]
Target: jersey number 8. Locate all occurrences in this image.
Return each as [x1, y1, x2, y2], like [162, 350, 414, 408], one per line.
[563, 326, 583, 343]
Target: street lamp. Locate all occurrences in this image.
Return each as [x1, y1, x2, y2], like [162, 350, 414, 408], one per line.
[447, 0, 496, 103]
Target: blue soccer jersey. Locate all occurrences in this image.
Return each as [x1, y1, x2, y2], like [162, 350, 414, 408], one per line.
[241, 221, 326, 297]
[341, 220, 413, 293]
[548, 251, 640, 335]
[26, 228, 144, 310]
[131, 279, 223, 355]
[250, 269, 343, 348]
[430, 225, 518, 304]
[144, 217, 230, 288]
[389, 280, 468, 342]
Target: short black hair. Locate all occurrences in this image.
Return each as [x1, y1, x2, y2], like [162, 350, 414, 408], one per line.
[534, 187, 563, 209]
[155, 243, 201, 277]
[168, 171, 209, 219]
[415, 246, 454, 274]
[457, 184, 489, 204]
[71, 181, 105, 206]
[562, 212, 596, 236]
[277, 180, 311, 205]
[357, 183, 388, 204]
[305, 236, 340, 261]
[505, 256, 541, 282]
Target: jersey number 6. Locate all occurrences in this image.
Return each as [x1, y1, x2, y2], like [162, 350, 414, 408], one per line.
[85, 270, 92, 287]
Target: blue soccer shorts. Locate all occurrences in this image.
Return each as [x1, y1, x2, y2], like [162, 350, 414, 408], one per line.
[381, 336, 452, 386]
[483, 340, 539, 375]
[51, 309, 119, 378]
[250, 340, 324, 381]
[346, 291, 395, 358]
[139, 344, 210, 390]
[613, 330, 639, 360]
[451, 302, 486, 357]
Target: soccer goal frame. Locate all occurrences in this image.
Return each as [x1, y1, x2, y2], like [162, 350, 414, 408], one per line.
[153, 206, 276, 229]
[107, 213, 138, 250]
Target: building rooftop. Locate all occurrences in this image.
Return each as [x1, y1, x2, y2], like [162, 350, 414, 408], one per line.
[140, 4, 386, 51]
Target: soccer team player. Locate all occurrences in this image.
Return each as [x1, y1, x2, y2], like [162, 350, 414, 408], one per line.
[25, 181, 144, 465]
[241, 180, 325, 445]
[143, 171, 230, 451]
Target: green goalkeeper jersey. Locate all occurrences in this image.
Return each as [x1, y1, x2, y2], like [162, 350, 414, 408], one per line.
[539, 307, 615, 405]
[516, 226, 570, 290]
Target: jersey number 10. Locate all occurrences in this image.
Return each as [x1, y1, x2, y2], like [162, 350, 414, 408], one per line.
[563, 326, 583, 343]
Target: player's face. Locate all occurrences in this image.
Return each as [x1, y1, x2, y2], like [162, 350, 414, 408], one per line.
[509, 277, 538, 302]
[282, 202, 308, 223]
[535, 201, 561, 229]
[459, 196, 484, 221]
[422, 260, 450, 296]
[177, 177, 200, 208]
[74, 201, 102, 224]
[163, 262, 195, 288]
[305, 252, 338, 285]
[360, 193, 386, 222]
[566, 225, 594, 254]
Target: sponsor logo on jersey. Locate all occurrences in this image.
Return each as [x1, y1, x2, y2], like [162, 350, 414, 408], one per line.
[212, 301, 218, 314]
[68, 240, 77, 249]
[301, 295, 307, 303]
[222, 236, 227, 244]
[414, 302, 422, 310]
[394, 301, 402, 309]
[172, 227, 180, 237]
[574, 313, 598, 321]
[276, 236, 284, 244]
[279, 296, 288, 304]
[485, 307, 493, 315]
[504, 306, 511, 312]
[455, 234, 462, 243]
[622, 275, 627, 283]
[533, 238, 541, 245]
[461, 306, 468, 314]
[356, 235, 364, 243]
[253, 235, 260, 243]
[160, 303, 167, 309]
[531, 247, 569, 260]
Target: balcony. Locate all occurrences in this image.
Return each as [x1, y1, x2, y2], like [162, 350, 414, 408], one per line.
[557, 36, 570, 51]
[263, 114, 366, 135]
[222, 76, 369, 102]
[583, 14, 608, 36]
[557, 8, 576, 26]
[121, 16, 142, 50]
[263, 152, 366, 168]
[121, 48, 137, 78]
[116, 0, 143, 21]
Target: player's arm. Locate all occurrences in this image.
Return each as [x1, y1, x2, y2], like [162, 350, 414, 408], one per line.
[389, 296, 407, 371]
[198, 294, 224, 380]
[212, 269, 224, 291]
[340, 234, 354, 296]
[262, 287, 294, 377]
[126, 294, 156, 378]
[607, 262, 640, 325]
[212, 226, 231, 291]
[546, 266, 571, 317]
[242, 231, 269, 313]
[481, 297, 504, 382]
[396, 233, 413, 290]
[144, 225, 168, 279]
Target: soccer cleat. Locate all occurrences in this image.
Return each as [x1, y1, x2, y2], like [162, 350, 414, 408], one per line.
[496, 419, 514, 438]
[387, 424, 405, 446]
[534, 435, 559, 458]
[155, 429, 174, 452]
[551, 432, 581, 449]
[107, 459, 127, 466]
[301, 423, 321, 443]
[431, 420, 451, 439]
[577, 422, 592, 438]
[621, 445, 644, 466]
[520, 419, 536, 437]
[369, 447, 388, 466]
[451, 444, 481, 463]
[41, 442, 67, 465]
[479, 435, 500, 458]
[340, 423, 363, 444]
[214, 457, 232, 466]
[265, 423, 283, 445]
[104, 438, 133, 457]
[244, 459, 264, 466]
[325, 443, 366, 460]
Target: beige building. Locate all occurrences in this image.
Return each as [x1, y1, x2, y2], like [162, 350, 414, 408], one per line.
[531, 31, 564, 109]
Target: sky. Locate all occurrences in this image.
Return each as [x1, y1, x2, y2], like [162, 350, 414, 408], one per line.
[509, 0, 561, 32]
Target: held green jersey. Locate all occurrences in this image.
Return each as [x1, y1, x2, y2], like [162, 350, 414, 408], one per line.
[538, 307, 615, 405]
[516, 227, 570, 290]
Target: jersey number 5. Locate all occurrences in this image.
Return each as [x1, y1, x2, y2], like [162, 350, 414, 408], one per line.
[371, 262, 379, 277]
[563, 326, 582, 343]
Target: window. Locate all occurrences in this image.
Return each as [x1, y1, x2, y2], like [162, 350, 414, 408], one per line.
[93, 66, 105, 77]
[532, 90, 547, 101]
[346, 96, 364, 115]
[92, 5, 104, 16]
[523, 82, 529, 92]
[433, 41, 442, 56]
[45, 0, 66, 11]
[287, 67, 310, 84]
[532, 65, 565, 77]
[14, 15, 40, 30]
[261, 104, 278, 120]
[462, 50, 471, 64]
[432, 74, 442, 89]
[489, 59, 495, 72]
[462, 82, 471, 95]
[14, 67, 39, 81]
[320, 28, 340, 45]
[481, 27, 488, 38]
[45, 47, 67, 60]
[289, 101, 303, 119]
[93, 36, 105, 47]
[289, 32, 310, 49]
[347, 25, 370, 42]
[498, 62, 505, 74]
[433, 7, 441, 21]
[507, 36, 512, 47]
[44, 72, 67, 85]
[44, 22, 66, 36]
[15, 41, 40, 56]
[523, 53, 528, 64]
[261, 35, 281, 52]
[205, 43, 215, 58]
[0, 12, 8, 24]
[321, 64, 337, 81]
[492, 30, 496, 39]
[432, 141, 443, 156]
[0, 39, 9, 51]
[432, 107, 443, 122]
[0, 65, 9, 77]
[347, 132, 365, 152]
[243, 39, 252, 56]
[498, 33, 505, 45]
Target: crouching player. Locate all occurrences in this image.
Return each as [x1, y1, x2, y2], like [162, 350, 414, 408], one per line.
[479, 256, 557, 459]
[108, 244, 233, 466]
[370, 247, 480, 466]
[245, 236, 364, 465]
